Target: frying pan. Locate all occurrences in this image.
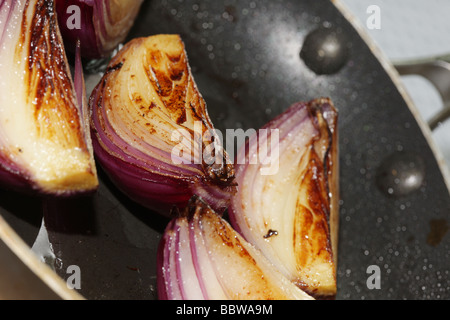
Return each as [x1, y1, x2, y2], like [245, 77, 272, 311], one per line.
[0, 0, 449, 300]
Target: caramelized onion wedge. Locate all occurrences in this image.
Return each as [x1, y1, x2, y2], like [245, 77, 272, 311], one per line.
[229, 98, 339, 298]
[157, 197, 314, 300]
[90, 34, 236, 216]
[0, 0, 98, 195]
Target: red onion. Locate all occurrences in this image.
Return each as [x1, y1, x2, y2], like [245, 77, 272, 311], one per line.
[0, 0, 98, 196]
[55, 0, 144, 59]
[157, 196, 314, 300]
[89, 34, 236, 216]
[228, 98, 339, 298]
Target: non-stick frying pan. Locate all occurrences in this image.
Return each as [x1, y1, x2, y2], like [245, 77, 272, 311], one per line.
[0, 0, 449, 300]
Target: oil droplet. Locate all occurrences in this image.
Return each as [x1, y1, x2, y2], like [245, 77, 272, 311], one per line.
[426, 219, 449, 247]
[375, 151, 425, 197]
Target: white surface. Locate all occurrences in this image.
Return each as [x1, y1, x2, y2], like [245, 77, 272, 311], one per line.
[341, 0, 450, 61]
[341, 0, 450, 171]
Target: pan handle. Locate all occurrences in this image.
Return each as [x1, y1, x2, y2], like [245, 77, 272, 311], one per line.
[394, 55, 450, 130]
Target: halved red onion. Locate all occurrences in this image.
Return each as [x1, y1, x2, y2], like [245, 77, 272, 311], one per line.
[89, 34, 236, 216]
[228, 98, 339, 298]
[157, 196, 314, 300]
[55, 0, 144, 59]
[0, 0, 98, 196]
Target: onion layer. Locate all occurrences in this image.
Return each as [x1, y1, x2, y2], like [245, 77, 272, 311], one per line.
[0, 0, 98, 195]
[89, 34, 236, 216]
[157, 196, 314, 300]
[228, 98, 339, 298]
[55, 0, 144, 59]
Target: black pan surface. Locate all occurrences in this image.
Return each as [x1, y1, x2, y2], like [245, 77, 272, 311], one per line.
[1, 0, 449, 300]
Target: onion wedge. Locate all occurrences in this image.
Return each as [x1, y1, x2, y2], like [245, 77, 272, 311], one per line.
[55, 0, 144, 59]
[157, 196, 314, 300]
[89, 34, 236, 216]
[229, 98, 339, 298]
[0, 0, 98, 195]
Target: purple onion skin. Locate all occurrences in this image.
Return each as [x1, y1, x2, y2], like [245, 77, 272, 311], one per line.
[55, 0, 144, 60]
[55, 0, 98, 58]
[0, 159, 33, 195]
[91, 130, 193, 214]
[91, 123, 233, 216]
[156, 227, 170, 300]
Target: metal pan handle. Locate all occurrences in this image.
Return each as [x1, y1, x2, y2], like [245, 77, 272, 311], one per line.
[394, 55, 450, 130]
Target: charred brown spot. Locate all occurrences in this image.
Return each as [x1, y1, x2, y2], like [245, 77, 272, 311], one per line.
[306, 100, 336, 213]
[144, 47, 192, 125]
[292, 278, 310, 292]
[169, 66, 184, 81]
[19, 0, 85, 149]
[166, 53, 182, 63]
[176, 109, 186, 125]
[152, 68, 173, 97]
[263, 229, 278, 239]
[134, 96, 143, 104]
[203, 159, 236, 185]
[305, 154, 330, 218]
[150, 50, 163, 64]
[213, 214, 257, 263]
[293, 151, 334, 272]
[105, 62, 124, 74]
[189, 102, 203, 122]
[294, 205, 314, 266]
